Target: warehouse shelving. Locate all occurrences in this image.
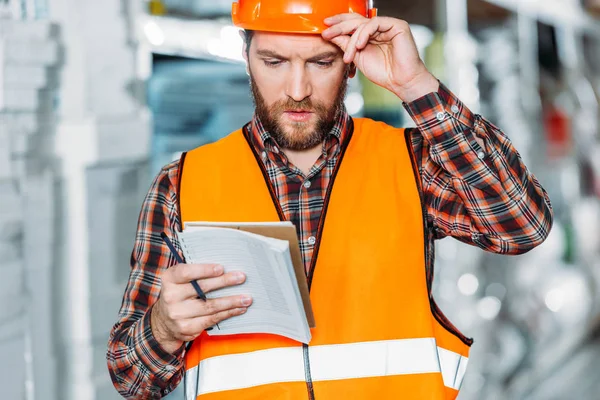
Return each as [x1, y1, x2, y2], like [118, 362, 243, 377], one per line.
[482, 0, 600, 35]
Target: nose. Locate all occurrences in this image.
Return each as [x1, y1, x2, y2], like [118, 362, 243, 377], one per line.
[285, 64, 312, 102]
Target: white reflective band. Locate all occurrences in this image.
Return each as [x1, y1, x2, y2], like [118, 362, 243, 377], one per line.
[185, 338, 469, 398]
[437, 347, 469, 390]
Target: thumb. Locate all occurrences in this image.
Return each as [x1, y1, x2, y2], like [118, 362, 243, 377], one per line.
[329, 35, 350, 52]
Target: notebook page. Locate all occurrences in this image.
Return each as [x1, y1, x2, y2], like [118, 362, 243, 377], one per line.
[182, 221, 316, 328]
[273, 248, 311, 342]
[176, 228, 309, 343]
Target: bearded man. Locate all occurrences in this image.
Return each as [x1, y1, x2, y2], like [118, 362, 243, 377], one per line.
[107, 1, 553, 399]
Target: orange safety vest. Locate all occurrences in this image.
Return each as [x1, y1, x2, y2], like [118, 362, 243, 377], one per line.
[178, 118, 473, 400]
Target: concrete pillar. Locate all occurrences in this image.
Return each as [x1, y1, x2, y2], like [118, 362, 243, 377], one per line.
[0, 17, 61, 400]
[45, 0, 151, 398]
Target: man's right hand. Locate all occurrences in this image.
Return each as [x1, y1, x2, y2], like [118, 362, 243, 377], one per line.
[150, 263, 252, 354]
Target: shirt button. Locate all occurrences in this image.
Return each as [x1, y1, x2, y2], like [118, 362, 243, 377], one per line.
[477, 151, 485, 160]
[451, 105, 460, 113]
[165, 365, 177, 372]
[261, 151, 268, 160]
[303, 180, 311, 188]
[308, 236, 316, 245]
[273, 147, 279, 154]
[436, 112, 446, 121]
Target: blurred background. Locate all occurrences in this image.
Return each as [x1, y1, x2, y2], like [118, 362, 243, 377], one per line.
[1, 0, 600, 399]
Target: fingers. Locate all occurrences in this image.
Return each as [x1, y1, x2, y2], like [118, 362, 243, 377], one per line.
[323, 16, 380, 63]
[324, 13, 366, 26]
[323, 15, 405, 53]
[156, 264, 254, 342]
[345, 18, 387, 62]
[164, 270, 247, 302]
[195, 271, 246, 294]
[324, 15, 403, 37]
[330, 35, 351, 53]
[326, 16, 404, 64]
[177, 307, 249, 339]
[204, 307, 249, 330]
[343, 23, 367, 63]
[167, 295, 253, 320]
[357, 19, 382, 49]
[168, 263, 224, 284]
[325, 17, 366, 57]
[322, 17, 365, 40]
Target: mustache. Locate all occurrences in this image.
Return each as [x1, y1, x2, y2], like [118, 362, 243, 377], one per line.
[271, 98, 325, 114]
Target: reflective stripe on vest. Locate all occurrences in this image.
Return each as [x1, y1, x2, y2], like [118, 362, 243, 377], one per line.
[183, 338, 469, 398]
[179, 119, 473, 400]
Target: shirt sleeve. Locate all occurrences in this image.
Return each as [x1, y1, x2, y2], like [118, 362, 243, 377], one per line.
[106, 160, 186, 399]
[403, 82, 553, 255]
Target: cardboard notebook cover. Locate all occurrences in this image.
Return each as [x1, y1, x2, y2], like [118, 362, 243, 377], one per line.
[184, 222, 316, 328]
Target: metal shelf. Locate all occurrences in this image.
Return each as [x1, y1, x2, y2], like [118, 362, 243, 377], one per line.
[483, 0, 600, 36]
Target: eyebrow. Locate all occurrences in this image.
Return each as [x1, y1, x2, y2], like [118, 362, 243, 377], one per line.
[256, 49, 339, 62]
[256, 49, 288, 59]
[306, 51, 339, 62]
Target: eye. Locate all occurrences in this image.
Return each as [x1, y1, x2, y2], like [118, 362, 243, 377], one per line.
[263, 59, 282, 67]
[315, 60, 334, 68]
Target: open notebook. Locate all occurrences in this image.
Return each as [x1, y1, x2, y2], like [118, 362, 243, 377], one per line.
[177, 221, 315, 344]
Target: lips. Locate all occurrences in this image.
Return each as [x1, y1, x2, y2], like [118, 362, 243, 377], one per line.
[284, 111, 313, 122]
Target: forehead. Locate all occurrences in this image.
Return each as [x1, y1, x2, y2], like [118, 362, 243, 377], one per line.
[251, 31, 341, 58]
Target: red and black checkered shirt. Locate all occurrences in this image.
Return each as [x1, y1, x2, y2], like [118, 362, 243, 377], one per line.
[107, 83, 553, 399]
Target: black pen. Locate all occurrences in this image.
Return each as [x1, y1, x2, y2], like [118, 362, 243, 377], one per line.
[160, 232, 207, 301]
[161, 232, 218, 330]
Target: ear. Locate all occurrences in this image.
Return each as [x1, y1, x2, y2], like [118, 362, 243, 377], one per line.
[348, 63, 357, 79]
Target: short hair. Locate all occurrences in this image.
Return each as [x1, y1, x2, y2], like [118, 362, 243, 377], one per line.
[244, 29, 254, 54]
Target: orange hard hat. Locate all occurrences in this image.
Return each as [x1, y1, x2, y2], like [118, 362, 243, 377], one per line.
[231, 0, 378, 34]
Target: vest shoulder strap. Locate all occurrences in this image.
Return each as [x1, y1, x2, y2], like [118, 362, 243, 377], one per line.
[177, 119, 409, 224]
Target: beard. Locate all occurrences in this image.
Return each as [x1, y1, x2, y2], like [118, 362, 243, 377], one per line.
[249, 70, 348, 151]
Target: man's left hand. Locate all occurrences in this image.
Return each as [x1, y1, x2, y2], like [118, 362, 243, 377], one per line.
[322, 14, 439, 103]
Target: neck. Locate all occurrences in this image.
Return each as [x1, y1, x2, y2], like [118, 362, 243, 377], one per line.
[283, 145, 322, 176]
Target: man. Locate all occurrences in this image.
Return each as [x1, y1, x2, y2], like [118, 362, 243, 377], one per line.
[107, 0, 553, 399]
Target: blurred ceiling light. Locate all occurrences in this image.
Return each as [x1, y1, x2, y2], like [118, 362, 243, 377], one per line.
[522, 220, 565, 263]
[207, 38, 223, 57]
[571, 198, 600, 256]
[458, 85, 480, 111]
[221, 25, 242, 42]
[144, 20, 165, 46]
[477, 296, 501, 320]
[545, 288, 564, 313]
[543, 272, 590, 323]
[436, 237, 458, 261]
[457, 273, 479, 296]
[485, 282, 507, 301]
[142, 17, 432, 66]
[344, 93, 364, 116]
[220, 26, 245, 61]
[207, 26, 245, 61]
[410, 25, 434, 56]
[560, 160, 581, 204]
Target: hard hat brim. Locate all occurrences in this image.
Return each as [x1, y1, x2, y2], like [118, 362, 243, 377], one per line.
[233, 15, 327, 34]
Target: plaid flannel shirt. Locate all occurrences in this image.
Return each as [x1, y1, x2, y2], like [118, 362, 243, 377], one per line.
[107, 82, 553, 399]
